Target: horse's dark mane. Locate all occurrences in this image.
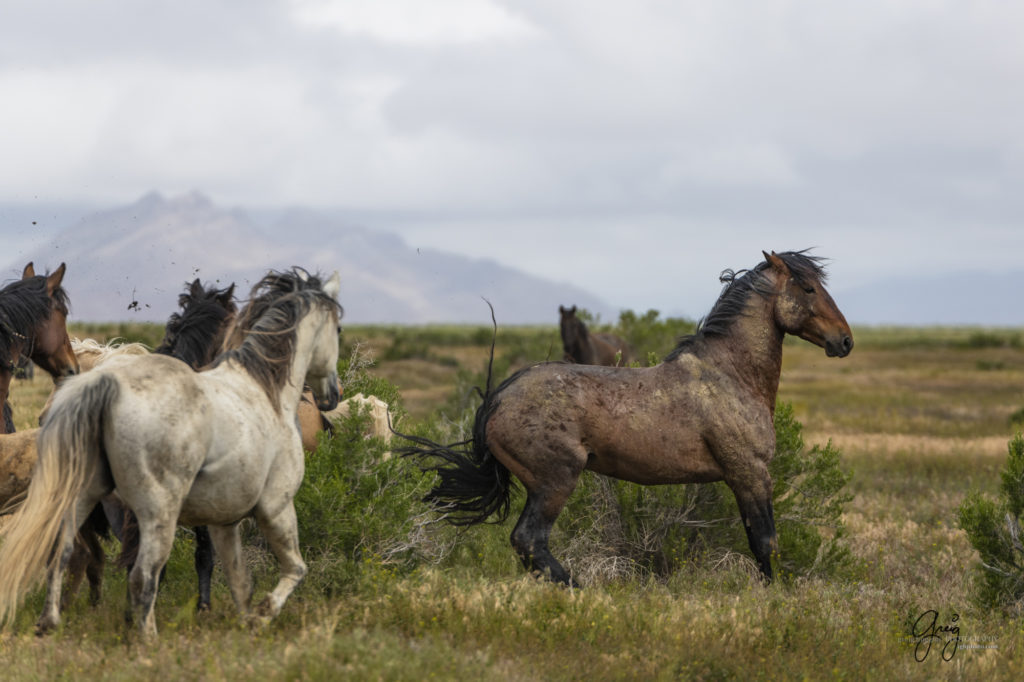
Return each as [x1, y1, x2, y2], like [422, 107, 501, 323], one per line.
[213, 268, 341, 410]
[0, 274, 70, 367]
[666, 251, 827, 361]
[154, 282, 237, 369]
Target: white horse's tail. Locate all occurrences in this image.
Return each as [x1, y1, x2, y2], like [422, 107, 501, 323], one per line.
[0, 373, 118, 627]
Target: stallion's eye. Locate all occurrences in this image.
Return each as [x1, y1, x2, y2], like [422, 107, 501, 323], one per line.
[801, 285, 815, 295]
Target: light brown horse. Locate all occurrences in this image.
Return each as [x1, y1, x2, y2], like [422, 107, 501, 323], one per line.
[0, 263, 79, 433]
[558, 305, 632, 366]
[401, 251, 853, 585]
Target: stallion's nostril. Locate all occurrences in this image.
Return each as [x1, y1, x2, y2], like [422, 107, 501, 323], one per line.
[842, 336, 854, 353]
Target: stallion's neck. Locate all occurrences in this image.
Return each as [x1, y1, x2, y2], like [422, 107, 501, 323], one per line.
[702, 297, 785, 410]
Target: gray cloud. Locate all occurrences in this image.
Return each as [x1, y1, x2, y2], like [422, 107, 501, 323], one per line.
[2, 1, 1023, 323]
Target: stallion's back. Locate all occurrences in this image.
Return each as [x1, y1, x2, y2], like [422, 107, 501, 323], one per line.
[483, 360, 728, 486]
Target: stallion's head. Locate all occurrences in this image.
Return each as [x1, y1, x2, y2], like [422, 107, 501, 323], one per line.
[559, 304, 585, 346]
[12, 263, 79, 380]
[764, 251, 853, 358]
[304, 270, 342, 411]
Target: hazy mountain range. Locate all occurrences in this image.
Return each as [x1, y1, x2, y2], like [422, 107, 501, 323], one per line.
[3, 192, 615, 324]
[4, 192, 1022, 326]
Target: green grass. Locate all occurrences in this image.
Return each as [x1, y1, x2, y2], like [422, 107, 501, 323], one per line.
[3, 321, 1024, 679]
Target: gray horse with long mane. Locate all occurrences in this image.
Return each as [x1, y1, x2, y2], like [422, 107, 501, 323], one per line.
[401, 251, 853, 585]
[0, 268, 342, 639]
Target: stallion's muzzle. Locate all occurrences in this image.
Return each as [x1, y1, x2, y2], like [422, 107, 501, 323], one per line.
[827, 335, 854, 358]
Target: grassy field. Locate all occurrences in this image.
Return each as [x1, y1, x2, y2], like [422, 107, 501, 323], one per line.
[1, 322, 1022, 680]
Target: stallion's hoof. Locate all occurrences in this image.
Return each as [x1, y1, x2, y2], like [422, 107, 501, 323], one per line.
[34, 620, 58, 637]
[196, 602, 211, 613]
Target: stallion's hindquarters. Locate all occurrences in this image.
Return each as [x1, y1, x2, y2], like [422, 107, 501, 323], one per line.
[0, 372, 117, 631]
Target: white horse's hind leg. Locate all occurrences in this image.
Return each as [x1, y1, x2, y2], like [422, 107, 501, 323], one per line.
[253, 502, 306, 621]
[36, 517, 78, 634]
[37, 492, 105, 634]
[127, 513, 178, 639]
[206, 524, 252, 617]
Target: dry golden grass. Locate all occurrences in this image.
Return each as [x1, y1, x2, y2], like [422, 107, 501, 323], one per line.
[2, 324, 1023, 678]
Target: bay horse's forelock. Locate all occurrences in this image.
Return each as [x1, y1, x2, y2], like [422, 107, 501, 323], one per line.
[402, 251, 853, 587]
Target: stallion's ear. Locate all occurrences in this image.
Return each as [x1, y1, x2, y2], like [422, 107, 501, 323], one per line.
[189, 279, 203, 297]
[570, 305, 577, 314]
[45, 263, 67, 295]
[220, 283, 236, 305]
[21, 262, 35, 279]
[323, 271, 341, 299]
[763, 251, 789, 275]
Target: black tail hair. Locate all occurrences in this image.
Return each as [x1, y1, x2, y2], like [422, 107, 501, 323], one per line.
[395, 301, 515, 526]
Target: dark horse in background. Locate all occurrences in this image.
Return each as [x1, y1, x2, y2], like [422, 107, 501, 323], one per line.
[0, 263, 79, 434]
[401, 251, 853, 585]
[68, 279, 237, 613]
[559, 305, 632, 366]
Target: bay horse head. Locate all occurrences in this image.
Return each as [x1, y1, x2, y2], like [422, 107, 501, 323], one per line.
[762, 251, 853, 358]
[559, 305, 585, 360]
[0, 263, 79, 431]
[12, 263, 79, 379]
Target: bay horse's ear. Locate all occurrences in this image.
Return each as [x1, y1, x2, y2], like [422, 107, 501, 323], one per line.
[219, 283, 236, 305]
[323, 271, 341, 299]
[570, 305, 577, 314]
[21, 262, 35, 279]
[763, 251, 789, 275]
[189, 279, 203, 297]
[45, 263, 67, 295]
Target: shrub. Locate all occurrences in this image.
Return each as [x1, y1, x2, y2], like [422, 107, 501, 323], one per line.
[957, 433, 1024, 610]
[616, 309, 697, 360]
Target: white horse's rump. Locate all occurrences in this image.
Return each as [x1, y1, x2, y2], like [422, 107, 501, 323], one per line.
[0, 268, 342, 639]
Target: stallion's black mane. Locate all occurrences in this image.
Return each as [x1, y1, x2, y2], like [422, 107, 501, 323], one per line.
[155, 281, 237, 369]
[0, 274, 70, 368]
[213, 268, 341, 410]
[665, 251, 827, 361]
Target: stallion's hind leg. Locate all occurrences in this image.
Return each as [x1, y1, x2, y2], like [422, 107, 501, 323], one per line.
[37, 495, 103, 634]
[61, 526, 106, 611]
[727, 465, 778, 583]
[127, 513, 178, 639]
[193, 526, 214, 611]
[511, 490, 579, 587]
[206, 523, 252, 617]
[36, 523, 78, 635]
[253, 502, 307, 621]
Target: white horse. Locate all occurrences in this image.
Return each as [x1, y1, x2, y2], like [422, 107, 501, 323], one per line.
[0, 268, 342, 639]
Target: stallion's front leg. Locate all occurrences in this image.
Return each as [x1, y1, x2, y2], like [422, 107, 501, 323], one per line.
[728, 465, 778, 583]
[193, 526, 214, 611]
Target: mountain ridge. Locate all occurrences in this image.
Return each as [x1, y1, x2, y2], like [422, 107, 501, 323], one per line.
[4, 192, 616, 325]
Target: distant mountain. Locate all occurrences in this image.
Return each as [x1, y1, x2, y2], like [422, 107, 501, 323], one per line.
[4, 192, 615, 324]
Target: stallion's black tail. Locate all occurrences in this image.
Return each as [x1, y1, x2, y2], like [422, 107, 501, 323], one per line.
[396, 301, 515, 526]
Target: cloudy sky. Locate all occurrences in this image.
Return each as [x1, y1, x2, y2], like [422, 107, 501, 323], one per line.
[2, 1, 1023, 322]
